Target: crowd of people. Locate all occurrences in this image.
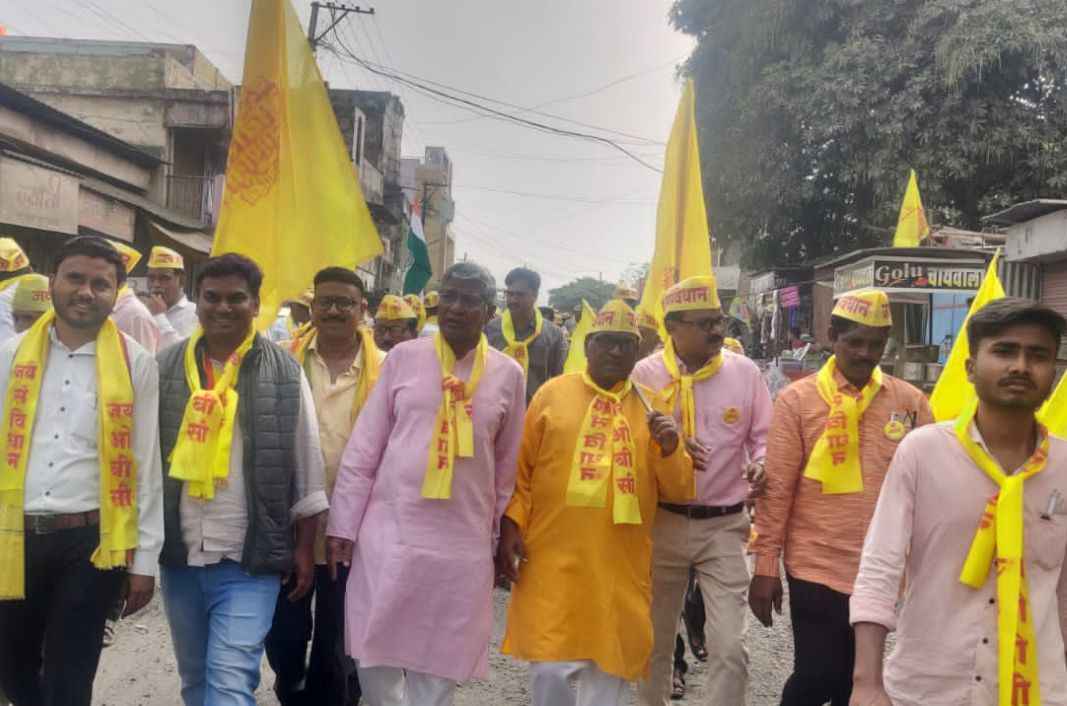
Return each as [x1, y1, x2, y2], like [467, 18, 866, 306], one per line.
[0, 234, 1065, 706]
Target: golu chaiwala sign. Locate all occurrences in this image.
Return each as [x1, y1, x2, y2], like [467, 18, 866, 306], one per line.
[834, 256, 986, 296]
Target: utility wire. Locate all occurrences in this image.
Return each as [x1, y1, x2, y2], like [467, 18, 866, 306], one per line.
[453, 184, 655, 205]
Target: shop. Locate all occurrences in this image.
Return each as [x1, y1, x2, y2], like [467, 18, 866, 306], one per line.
[746, 266, 813, 359]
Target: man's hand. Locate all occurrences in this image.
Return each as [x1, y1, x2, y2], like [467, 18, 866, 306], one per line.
[686, 438, 710, 472]
[327, 536, 354, 582]
[121, 574, 155, 618]
[849, 680, 892, 706]
[496, 516, 526, 584]
[146, 293, 168, 316]
[748, 574, 783, 627]
[648, 411, 680, 456]
[286, 543, 315, 602]
[744, 460, 767, 508]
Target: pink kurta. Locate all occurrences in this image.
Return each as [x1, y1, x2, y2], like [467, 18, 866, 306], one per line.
[326, 337, 526, 682]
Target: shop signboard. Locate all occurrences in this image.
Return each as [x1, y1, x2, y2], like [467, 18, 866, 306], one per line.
[835, 256, 986, 295]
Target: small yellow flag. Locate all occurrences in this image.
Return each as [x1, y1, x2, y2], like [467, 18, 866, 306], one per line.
[1039, 373, 1067, 437]
[929, 252, 1006, 422]
[212, 0, 383, 330]
[892, 170, 930, 248]
[563, 300, 597, 375]
[637, 80, 713, 331]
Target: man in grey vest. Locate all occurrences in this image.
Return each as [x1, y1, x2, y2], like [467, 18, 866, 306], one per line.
[156, 253, 327, 706]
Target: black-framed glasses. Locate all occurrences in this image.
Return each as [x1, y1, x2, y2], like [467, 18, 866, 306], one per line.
[677, 317, 725, 332]
[313, 296, 359, 312]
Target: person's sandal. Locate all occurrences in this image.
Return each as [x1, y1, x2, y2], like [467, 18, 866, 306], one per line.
[671, 668, 686, 700]
[102, 620, 117, 648]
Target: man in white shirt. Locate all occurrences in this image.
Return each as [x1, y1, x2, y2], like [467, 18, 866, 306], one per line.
[155, 253, 328, 706]
[0, 236, 164, 706]
[0, 237, 33, 343]
[145, 246, 198, 343]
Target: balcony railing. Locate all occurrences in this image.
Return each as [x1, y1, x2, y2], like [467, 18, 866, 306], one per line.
[166, 175, 211, 224]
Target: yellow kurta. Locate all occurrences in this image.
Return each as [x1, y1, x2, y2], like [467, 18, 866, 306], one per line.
[502, 372, 695, 681]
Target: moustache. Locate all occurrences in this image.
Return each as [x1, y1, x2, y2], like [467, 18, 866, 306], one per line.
[999, 376, 1034, 388]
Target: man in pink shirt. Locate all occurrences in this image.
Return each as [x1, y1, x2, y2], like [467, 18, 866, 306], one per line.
[634, 276, 772, 706]
[326, 262, 526, 706]
[851, 298, 1067, 706]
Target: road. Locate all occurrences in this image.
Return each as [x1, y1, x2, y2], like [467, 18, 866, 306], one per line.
[93, 586, 796, 706]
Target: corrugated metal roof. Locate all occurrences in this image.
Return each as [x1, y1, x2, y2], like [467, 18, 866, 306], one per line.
[984, 199, 1067, 226]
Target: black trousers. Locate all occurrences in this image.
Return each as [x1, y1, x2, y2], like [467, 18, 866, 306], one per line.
[780, 575, 855, 706]
[265, 565, 360, 706]
[0, 524, 125, 706]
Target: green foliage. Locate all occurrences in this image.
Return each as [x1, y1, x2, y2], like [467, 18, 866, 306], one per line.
[672, 0, 1067, 269]
[547, 277, 617, 313]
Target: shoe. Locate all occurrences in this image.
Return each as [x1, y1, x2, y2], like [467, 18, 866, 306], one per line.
[690, 641, 708, 662]
[671, 668, 686, 700]
[102, 620, 117, 648]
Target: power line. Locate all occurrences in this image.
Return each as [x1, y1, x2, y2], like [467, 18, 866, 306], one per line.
[453, 184, 655, 205]
[324, 36, 663, 173]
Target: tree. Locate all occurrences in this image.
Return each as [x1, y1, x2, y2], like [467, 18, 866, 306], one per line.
[671, 0, 1067, 270]
[548, 277, 617, 313]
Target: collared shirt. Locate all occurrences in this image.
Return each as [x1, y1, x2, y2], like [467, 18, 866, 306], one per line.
[111, 289, 166, 354]
[751, 369, 933, 594]
[179, 358, 328, 567]
[485, 315, 568, 403]
[850, 422, 1067, 706]
[0, 327, 165, 577]
[154, 294, 198, 343]
[297, 335, 386, 564]
[632, 349, 772, 506]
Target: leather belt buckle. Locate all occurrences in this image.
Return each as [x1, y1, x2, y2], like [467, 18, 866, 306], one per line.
[27, 514, 56, 535]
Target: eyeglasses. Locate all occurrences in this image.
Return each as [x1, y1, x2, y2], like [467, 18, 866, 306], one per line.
[375, 323, 412, 338]
[312, 297, 359, 312]
[590, 334, 639, 354]
[677, 317, 724, 332]
[439, 289, 486, 309]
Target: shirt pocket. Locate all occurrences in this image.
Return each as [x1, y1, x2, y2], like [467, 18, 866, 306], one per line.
[1028, 512, 1067, 571]
[68, 389, 100, 448]
[706, 403, 748, 449]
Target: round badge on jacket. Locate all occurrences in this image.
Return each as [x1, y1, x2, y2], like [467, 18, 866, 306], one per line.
[884, 419, 906, 441]
[722, 407, 741, 425]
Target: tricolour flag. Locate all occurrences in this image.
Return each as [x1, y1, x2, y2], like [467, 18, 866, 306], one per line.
[403, 199, 433, 295]
[892, 170, 930, 248]
[637, 79, 714, 330]
[212, 0, 383, 330]
[929, 251, 1006, 422]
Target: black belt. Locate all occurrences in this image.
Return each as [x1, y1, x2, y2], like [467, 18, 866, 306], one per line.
[658, 502, 744, 520]
[25, 510, 100, 535]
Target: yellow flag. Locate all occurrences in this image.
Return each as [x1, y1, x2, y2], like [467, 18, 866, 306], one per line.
[563, 300, 597, 374]
[637, 80, 713, 330]
[929, 252, 1006, 422]
[1039, 374, 1067, 437]
[892, 169, 930, 247]
[212, 0, 383, 330]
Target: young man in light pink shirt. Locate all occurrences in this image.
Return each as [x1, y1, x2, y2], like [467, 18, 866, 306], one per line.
[634, 276, 772, 706]
[851, 298, 1067, 706]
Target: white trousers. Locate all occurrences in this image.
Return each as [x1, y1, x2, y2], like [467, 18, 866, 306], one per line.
[529, 660, 627, 706]
[356, 664, 456, 706]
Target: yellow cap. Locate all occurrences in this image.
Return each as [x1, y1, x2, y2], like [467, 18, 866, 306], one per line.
[376, 294, 417, 322]
[404, 293, 427, 330]
[12, 274, 50, 313]
[723, 337, 744, 355]
[148, 246, 184, 270]
[0, 237, 29, 273]
[832, 290, 892, 328]
[613, 282, 639, 301]
[590, 299, 640, 337]
[285, 288, 314, 308]
[109, 240, 142, 273]
[424, 291, 439, 309]
[663, 275, 721, 314]
[637, 307, 659, 331]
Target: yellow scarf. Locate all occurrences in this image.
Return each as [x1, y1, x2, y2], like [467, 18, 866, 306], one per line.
[168, 326, 256, 500]
[565, 373, 642, 524]
[289, 326, 381, 426]
[501, 309, 543, 378]
[660, 337, 723, 438]
[802, 356, 882, 494]
[0, 312, 137, 599]
[0, 273, 33, 293]
[422, 334, 488, 499]
[958, 402, 1048, 706]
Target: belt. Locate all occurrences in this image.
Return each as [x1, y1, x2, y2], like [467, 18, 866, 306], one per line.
[658, 502, 744, 520]
[25, 510, 100, 535]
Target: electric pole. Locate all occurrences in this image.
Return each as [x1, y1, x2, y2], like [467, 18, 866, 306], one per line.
[307, 1, 375, 53]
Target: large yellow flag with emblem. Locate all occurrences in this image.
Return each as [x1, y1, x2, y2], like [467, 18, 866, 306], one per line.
[563, 300, 597, 374]
[637, 80, 713, 329]
[892, 170, 930, 247]
[930, 252, 1006, 421]
[213, 0, 382, 329]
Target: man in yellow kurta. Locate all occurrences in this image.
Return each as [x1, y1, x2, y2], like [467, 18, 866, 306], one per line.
[498, 299, 696, 706]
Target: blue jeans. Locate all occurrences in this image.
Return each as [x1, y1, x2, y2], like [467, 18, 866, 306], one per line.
[162, 561, 281, 706]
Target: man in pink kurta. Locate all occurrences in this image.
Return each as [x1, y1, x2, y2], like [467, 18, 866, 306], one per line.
[327, 262, 526, 706]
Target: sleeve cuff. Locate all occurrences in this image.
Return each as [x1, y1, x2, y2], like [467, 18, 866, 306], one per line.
[504, 504, 526, 533]
[290, 490, 329, 520]
[130, 548, 160, 578]
[753, 553, 781, 578]
[848, 595, 898, 631]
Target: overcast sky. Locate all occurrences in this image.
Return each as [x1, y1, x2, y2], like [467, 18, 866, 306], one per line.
[3, 0, 693, 299]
